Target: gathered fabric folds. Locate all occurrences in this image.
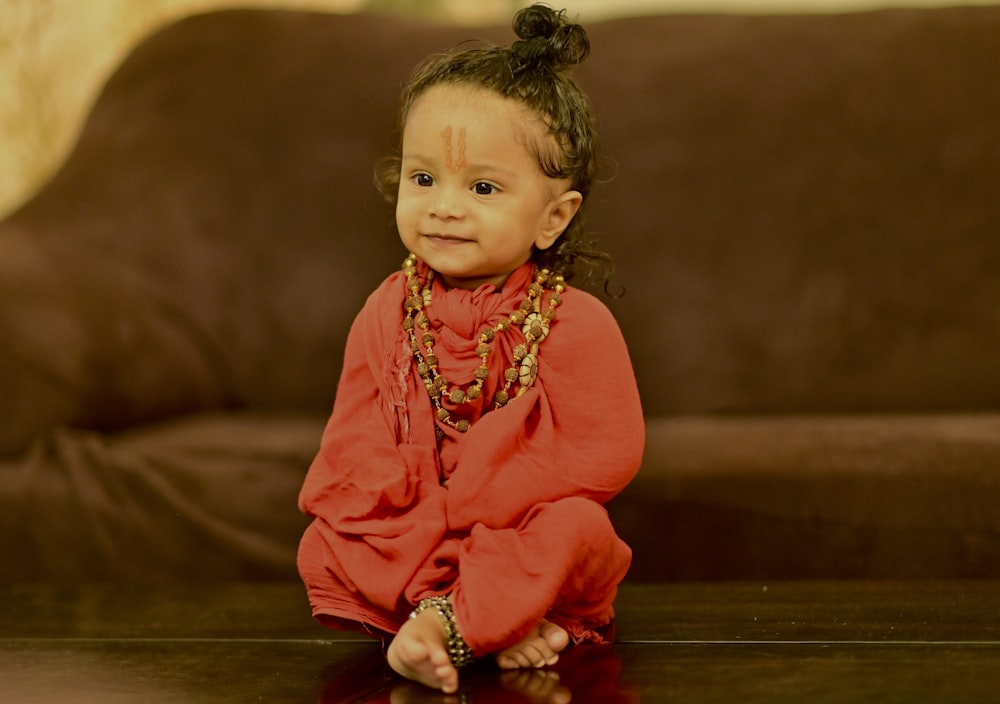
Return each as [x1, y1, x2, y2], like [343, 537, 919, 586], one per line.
[297, 262, 645, 655]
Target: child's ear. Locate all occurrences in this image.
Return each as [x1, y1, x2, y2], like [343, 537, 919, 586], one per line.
[535, 190, 583, 250]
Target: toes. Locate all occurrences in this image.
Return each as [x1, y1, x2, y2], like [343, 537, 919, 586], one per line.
[442, 673, 460, 692]
[539, 621, 571, 653]
[387, 614, 460, 693]
[526, 644, 554, 668]
[495, 621, 570, 671]
[522, 634, 560, 666]
[429, 646, 453, 668]
[506, 649, 535, 669]
[531, 639, 560, 666]
[497, 643, 551, 669]
[387, 636, 427, 676]
[497, 654, 519, 670]
[437, 665, 459, 694]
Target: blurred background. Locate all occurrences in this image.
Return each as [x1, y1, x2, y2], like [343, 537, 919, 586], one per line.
[0, 0, 993, 220]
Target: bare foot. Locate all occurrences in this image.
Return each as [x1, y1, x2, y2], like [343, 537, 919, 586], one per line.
[495, 619, 570, 670]
[387, 608, 460, 693]
[501, 669, 573, 703]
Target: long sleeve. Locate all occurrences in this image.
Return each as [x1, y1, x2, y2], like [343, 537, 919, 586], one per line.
[298, 274, 449, 614]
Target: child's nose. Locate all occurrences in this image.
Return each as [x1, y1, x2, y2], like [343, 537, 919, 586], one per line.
[429, 188, 463, 219]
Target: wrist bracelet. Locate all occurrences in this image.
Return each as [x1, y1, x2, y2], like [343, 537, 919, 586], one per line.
[410, 596, 475, 668]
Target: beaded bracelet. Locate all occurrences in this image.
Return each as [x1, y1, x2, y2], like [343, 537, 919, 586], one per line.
[410, 596, 475, 668]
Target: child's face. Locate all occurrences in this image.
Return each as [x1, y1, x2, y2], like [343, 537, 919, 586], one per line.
[396, 84, 582, 290]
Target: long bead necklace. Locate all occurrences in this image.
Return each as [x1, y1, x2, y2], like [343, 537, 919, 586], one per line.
[402, 255, 565, 433]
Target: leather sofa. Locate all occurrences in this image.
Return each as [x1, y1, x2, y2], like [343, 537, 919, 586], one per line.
[2, 6, 998, 581]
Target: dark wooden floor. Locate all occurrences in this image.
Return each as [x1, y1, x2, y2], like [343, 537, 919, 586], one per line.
[2, 581, 999, 702]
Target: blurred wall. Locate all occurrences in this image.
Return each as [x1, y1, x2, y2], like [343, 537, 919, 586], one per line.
[0, 0, 996, 219]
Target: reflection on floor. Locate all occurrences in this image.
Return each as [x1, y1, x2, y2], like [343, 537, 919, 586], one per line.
[2, 581, 999, 702]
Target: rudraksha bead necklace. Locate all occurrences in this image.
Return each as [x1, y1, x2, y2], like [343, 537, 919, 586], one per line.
[402, 254, 564, 433]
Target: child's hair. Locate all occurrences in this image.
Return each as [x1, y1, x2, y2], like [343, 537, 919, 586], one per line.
[376, 3, 613, 286]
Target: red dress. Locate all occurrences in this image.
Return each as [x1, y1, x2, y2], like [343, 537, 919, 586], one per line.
[297, 261, 644, 655]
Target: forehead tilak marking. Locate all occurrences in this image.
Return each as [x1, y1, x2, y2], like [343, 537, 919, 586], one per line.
[441, 126, 468, 173]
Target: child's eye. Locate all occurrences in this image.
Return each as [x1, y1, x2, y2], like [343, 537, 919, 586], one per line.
[473, 182, 497, 195]
[414, 173, 434, 187]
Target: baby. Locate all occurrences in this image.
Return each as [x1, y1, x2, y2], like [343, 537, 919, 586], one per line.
[297, 4, 644, 693]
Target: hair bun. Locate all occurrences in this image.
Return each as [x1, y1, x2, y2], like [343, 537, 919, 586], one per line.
[511, 4, 590, 70]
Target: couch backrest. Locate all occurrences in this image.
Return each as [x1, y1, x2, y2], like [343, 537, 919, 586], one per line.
[2, 7, 999, 450]
[584, 8, 1000, 415]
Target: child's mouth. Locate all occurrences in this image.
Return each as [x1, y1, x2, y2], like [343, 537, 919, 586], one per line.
[425, 234, 472, 245]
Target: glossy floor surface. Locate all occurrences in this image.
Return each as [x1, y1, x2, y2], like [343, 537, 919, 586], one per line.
[2, 581, 999, 703]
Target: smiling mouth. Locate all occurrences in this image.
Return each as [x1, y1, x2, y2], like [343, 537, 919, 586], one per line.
[424, 234, 471, 244]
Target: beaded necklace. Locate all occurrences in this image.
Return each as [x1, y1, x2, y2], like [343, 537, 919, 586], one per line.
[401, 255, 565, 433]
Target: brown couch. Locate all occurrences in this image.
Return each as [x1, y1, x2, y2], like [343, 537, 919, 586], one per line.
[2, 6, 999, 582]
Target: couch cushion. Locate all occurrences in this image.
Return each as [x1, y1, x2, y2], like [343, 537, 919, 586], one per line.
[612, 414, 1000, 580]
[7, 412, 995, 582]
[0, 412, 324, 581]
